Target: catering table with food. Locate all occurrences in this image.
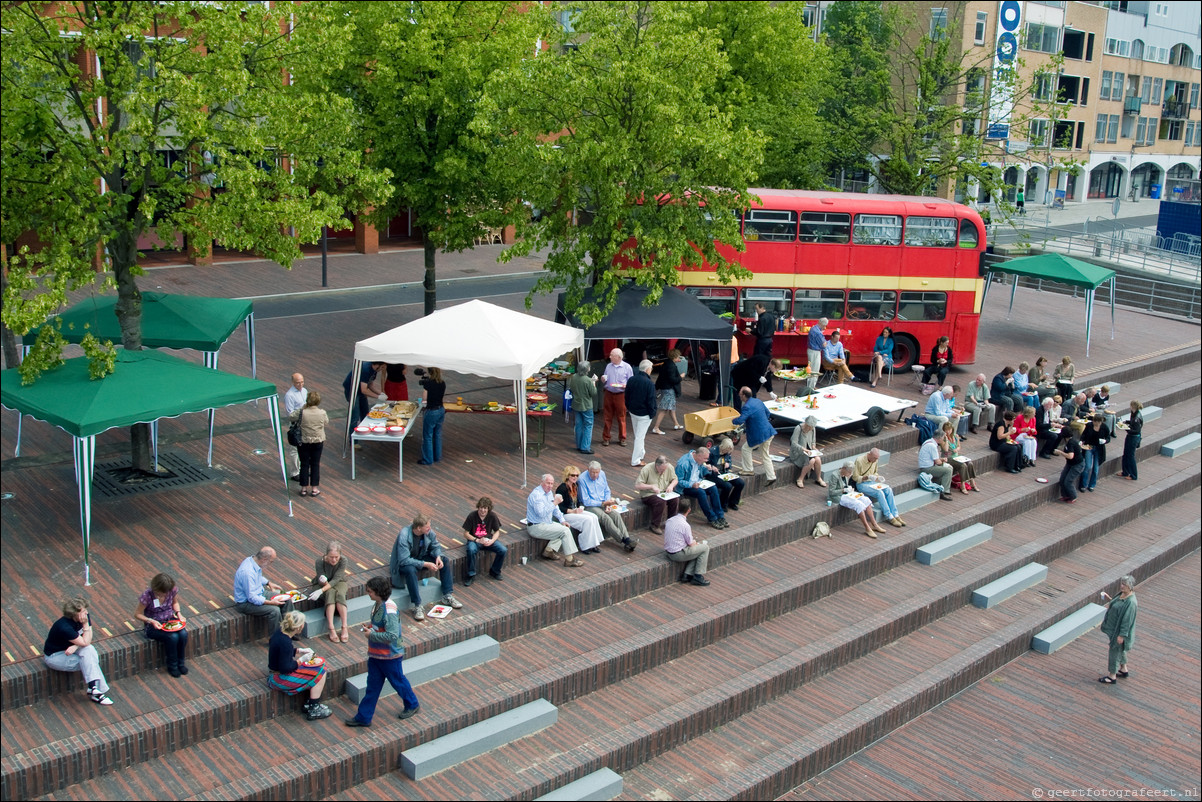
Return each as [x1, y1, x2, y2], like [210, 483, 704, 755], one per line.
[351, 400, 419, 483]
[764, 383, 916, 436]
[443, 396, 557, 456]
[772, 366, 813, 397]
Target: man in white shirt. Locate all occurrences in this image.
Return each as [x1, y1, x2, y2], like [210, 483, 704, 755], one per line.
[283, 373, 308, 480]
[918, 432, 954, 500]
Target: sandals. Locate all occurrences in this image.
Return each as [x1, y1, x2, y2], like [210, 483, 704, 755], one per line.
[564, 557, 584, 568]
[1098, 676, 1117, 684]
[795, 480, 805, 488]
[1117, 670, 1130, 678]
[651, 428, 666, 435]
[340, 627, 349, 643]
[310, 489, 321, 497]
[816, 480, 828, 487]
[672, 425, 684, 430]
[300, 489, 309, 497]
[328, 630, 340, 643]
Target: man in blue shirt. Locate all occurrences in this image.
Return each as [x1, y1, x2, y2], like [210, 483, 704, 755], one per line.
[924, 386, 960, 429]
[675, 447, 727, 529]
[733, 387, 778, 482]
[579, 460, 638, 551]
[821, 330, 855, 384]
[234, 546, 293, 632]
[390, 515, 462, 621]
[806, 317, 827, 390]
[526, 473, 588, 567]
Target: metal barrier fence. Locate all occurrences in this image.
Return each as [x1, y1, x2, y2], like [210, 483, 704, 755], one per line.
[1023, 224, 1202, 283]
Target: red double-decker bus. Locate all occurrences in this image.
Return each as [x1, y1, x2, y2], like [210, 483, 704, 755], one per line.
[681, 189, 988, 372]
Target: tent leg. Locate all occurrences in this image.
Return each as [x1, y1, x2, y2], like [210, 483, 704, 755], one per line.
[151, 420, 160, 472]
[15, 413, 22, 458]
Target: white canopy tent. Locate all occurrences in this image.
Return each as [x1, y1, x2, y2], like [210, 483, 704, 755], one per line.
[347, 299, 584, 485]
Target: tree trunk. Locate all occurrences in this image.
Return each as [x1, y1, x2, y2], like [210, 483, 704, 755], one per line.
[110, 232, 153, 472]
[423, 238, 437, 316]
[0, 254, 20, 370]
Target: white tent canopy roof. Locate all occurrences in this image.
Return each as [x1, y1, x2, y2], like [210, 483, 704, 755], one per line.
[354, 299, 583, 381]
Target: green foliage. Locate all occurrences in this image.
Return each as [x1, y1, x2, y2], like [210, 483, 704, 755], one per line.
[481, 1, 763, 325]
[2, 1, 392, 380]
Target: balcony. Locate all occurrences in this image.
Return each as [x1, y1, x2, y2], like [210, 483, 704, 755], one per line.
[1123, 95, 1142, 115]
[1162, 98, 1189, 120]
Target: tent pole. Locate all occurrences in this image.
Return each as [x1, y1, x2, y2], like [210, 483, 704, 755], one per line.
[151, 420, 160, 472]
[75, 436, 95, 586]
[1085, 288, 1094, 357]
[14, 413, 21, 458]
[517, 380, 529, 488]
[207, 410, 216, 467]
[981, 272, 992, 304]
[270, 399, 293, 518]
[1110, 276, 1116, 340]
[343, 358, 362, 458]
[247, 313, 257, 379]
[1008, 274, 1018, 318]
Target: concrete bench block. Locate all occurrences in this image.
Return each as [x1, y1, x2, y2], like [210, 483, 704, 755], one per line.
[535, 768, 624, 802]
[1161, 433, 1201, 458]
[888, 488, 937, 517]
[916, 523, 993, 566]
[1032, 603, 1106, 654]
[972, 563, 1048, 608]
[344, 635, 500, 703]
[1142, 405, 1162, 423]
[401, 698, 558, 780]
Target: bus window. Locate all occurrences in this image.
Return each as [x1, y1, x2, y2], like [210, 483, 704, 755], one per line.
[740, 288, 790, 318]
[685, 287, 737, 317]
[904, 217, 957, 247]
[743, 210, 797, 242]
[799, 212, 851, 243]
[852, 214, 902, 245]
[958, 218, 980, 248]
[897, 291, 947, 321]
[793, 289, 845, 320]
[846, 291, 897, 321]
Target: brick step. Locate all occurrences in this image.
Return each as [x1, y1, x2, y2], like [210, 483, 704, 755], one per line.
[616, 507, 1200, 800]
[5, 410, 1197, 801]
[322, 472, 1199, 802]
[190, 453, 1199, 800]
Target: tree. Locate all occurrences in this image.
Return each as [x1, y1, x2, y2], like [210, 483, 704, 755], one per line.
[2, 1, 390, 472]
[482, 0, 763, 325]
[330, 1, 545, 316]
[690, 1, 831, 190]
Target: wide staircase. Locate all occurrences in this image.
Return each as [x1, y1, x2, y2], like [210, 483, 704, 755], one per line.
[2, 348, 1198, 802]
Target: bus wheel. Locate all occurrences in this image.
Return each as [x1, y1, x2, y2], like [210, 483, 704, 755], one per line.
[891, 334, 919, 372]
[682, 430, 694, 444]
[863, 406, 885, 436]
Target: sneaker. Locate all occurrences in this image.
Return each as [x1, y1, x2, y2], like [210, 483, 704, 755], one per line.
[443, 594, 463, 610]
[717, 518, 729, 529]
[89, 690, 114, 706]
[541, 547, 559, 560]
[306, 703, 332, 721]
[412, 605, 426, 621]
[398, 706, 421, 720]
[709, 519, 724, 530]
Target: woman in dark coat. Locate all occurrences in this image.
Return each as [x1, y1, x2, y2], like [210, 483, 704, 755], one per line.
[1119, 400, 1144, 481]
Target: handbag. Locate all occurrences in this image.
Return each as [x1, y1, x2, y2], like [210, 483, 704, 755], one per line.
[287, 409, 303, 447]
[811, 521, 832, 539]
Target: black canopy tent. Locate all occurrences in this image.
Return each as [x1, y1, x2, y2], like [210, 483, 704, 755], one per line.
[556, 284, 734, 400]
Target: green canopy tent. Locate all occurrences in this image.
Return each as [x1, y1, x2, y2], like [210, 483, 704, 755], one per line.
[21, 293, 257, 464]
[982, 253, 1116, 357]
[0, 349, 287, 585]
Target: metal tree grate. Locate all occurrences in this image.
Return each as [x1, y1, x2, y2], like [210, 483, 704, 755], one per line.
[92, 450, 222, 499]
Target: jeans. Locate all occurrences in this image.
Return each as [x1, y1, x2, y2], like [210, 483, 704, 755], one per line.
[298, 441, 323, 487]
[713, 475, 745, 508]
[682, 484, 723, 522]
[421, 407, 445, 463]
[44, 646, 109, 694]
[350, 657, 419, 725]
[465, 539, 507, 578]
[395, 562, 454, 607]
[1059, 462, 1084, 500]
[1080, 449, 1099, 490]
[146, 626, 190, 671]
[857, 481, 899, 519]
[574, 409, 594, 451]
[1121, 434, 1140, 479]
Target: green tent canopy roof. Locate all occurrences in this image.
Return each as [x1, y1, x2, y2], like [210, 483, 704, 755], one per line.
[991, 253, 1116, 289]
[0, 348, 278, 438]
[29, 292, 253, 351]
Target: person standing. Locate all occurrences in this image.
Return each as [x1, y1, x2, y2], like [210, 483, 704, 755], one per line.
[625, 360, 656, 467]
[44, 596, 114, 705]
[283, 372, 308, 480]
[733, 386, 777, 483]
[389, 514, 462, 620]
[461, 497, 507, 585]
[753, 302, 776, 358]
[1079, 413, 1111, 493]
[345, 576, 422, 726]
[344, 361, 384, 426]
[806, 317, 827, 391]
[600, 348, 633, 446]
[1015, 187, 1025, 215]
[1098, 575, 1137, 684]
[292, 390, 328, 497]
[417, 367, 446, 465]
[1054, 421, 1086, 503]
[383, 363, 409, 401]
[662, 499, 711, 586]
[133, 573, 189, 677]
[568, 360, 598, 454]
[651, 350, 684, 434]
[1119, 400, 1144, 480]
